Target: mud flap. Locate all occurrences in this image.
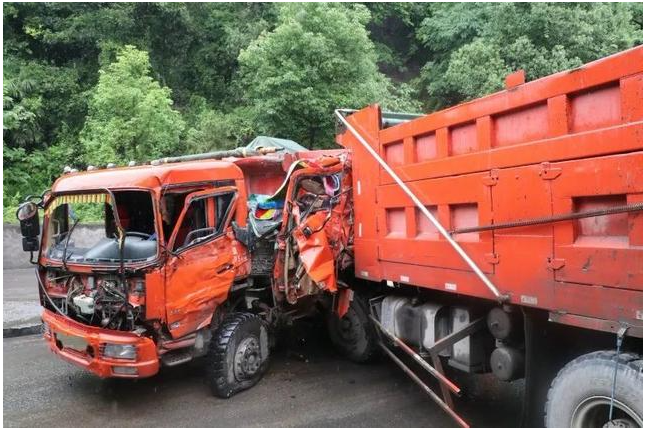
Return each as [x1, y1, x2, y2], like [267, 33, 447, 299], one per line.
[522, 307, 559, 426]
[335, 288, 353, 318]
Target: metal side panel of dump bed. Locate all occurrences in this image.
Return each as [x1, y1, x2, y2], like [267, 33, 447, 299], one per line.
[336, 46, 643, 329]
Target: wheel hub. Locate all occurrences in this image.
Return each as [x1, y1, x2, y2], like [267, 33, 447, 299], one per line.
[572, 396, 641, 428]
[604, 418, 639, 428]
[234, 337, 261, 380]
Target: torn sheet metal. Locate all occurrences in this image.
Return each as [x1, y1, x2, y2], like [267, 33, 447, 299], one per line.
[293, 211, 337, 292]
[271, 153, 354, 305]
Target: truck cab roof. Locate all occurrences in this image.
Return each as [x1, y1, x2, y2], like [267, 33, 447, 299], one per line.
[51, 159, 245, 194]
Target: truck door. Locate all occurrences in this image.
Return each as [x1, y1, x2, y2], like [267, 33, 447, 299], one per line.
[165, 187, 238, 339]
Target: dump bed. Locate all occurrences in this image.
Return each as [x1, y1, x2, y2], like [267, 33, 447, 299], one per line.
[337, 46, 643, 331]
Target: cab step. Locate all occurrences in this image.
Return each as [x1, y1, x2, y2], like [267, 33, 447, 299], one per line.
[161, 348, 193, 367]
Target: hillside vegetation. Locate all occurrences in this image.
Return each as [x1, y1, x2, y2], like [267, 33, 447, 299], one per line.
[3, 3, 643, 219]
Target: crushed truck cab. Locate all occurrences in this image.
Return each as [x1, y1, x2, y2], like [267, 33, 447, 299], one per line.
[22, 142, 354, 387]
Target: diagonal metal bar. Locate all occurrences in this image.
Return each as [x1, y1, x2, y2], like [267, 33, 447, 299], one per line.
[335, 109, 508, 303]
[426, 317, 486, 355]
[378, 342, 469, 428]
[370, 315, 461, 395]
[431, 352, 454, 409]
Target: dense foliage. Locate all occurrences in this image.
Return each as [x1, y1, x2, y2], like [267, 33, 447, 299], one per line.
[3, 2, 643, 218]
[417, 3, 643, 108]
[238, 3, 420, 148]
[81, 45, 185, 164]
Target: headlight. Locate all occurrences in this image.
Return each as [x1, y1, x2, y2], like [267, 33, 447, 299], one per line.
[102, 343, 137, 360]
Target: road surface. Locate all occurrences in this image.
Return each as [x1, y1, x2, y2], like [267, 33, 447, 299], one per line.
[4, 327, 522, 428]
[3, 267, 522, 427]
[3, 268, 41, 330]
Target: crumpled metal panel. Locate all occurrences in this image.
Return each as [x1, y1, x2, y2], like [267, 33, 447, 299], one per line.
[272, 153, 354, 305]
[293, 211, 337, 292]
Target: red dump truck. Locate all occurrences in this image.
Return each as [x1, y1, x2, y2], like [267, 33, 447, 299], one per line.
[16, 46, 642, 427]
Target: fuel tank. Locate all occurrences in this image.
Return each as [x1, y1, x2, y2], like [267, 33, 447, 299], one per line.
[380, 296, 492, 372]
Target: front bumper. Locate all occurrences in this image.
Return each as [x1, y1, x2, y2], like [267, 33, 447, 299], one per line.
[41, 309, 159, 378]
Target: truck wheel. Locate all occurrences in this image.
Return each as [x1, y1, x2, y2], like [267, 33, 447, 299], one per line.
[327, 291, 378, 363]
[545, 351, 643, 427]
[207, 313, 270, 398]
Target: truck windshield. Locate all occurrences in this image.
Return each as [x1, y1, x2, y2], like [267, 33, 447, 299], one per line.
[43, 190, 158, 264]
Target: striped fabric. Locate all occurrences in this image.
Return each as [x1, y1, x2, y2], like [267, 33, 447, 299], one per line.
[45, 193, 109, 215]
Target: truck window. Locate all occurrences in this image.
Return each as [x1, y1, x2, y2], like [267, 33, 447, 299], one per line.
[173, 192, 236, 252]
[214, 191, 236, 233]
[160, 192, 189, 241]
[108, 191, 156, 238]
[174, 197, 208, 251]
[43, 191, 157, 264]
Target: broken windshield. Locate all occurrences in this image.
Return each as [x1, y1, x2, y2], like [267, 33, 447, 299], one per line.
[43, 190, 158, 264]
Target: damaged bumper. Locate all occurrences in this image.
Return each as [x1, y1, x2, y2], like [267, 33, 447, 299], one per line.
[41, 309, 159, 378]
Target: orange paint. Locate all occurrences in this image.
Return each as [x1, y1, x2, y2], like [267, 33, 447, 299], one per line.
[42, 309, 159, 378]
[293, 211, 337, 292]
[338, 46, 643, 330]
[37, 146, 354, 378]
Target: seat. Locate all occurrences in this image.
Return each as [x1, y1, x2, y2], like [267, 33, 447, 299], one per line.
[116, 205, 131, 230]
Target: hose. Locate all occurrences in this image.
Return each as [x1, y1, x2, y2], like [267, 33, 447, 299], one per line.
[150, 147, 280, 165]
[608, 326, 628, 421]
[35, 268, 67, 317]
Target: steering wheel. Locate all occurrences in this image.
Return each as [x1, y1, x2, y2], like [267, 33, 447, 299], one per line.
[125, 231, 150, 239]
[183, 227, 216, 247]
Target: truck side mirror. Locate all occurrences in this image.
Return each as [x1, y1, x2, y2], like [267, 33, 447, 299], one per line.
[16, 201, 40, 252]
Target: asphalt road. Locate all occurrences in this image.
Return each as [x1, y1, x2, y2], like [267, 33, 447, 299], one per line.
[3, 324, 523, 428]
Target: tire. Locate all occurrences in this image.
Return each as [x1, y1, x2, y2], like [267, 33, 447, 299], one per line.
[327, 291, 378, 363]
[207, 312, 270, 398]
[545, 350, 643, 428]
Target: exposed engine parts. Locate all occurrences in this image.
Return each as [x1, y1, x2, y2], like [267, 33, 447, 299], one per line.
[72, 294, 94, 315]
[44, 270, 145, 331]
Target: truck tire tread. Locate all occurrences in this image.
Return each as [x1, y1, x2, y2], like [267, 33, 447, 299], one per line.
[545, 350, 643, 427]
[327, 290, 379, 363]
[207, 312, 269, 399]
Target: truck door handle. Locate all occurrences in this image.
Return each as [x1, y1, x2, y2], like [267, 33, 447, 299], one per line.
[216, 264, 233, 274]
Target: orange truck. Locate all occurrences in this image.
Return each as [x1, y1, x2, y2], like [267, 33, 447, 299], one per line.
[16, 46, 642, 427]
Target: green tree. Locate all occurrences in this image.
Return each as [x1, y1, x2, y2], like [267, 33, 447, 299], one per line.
[80, 45, 185, 165]
[3, 78, 42, 149]
[183, 95, 257, 153]
[2, 2, 643, 219]
[366, 3, 432, 81]
[238, 3, 419, 149]
[418, 3, 643, 109]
